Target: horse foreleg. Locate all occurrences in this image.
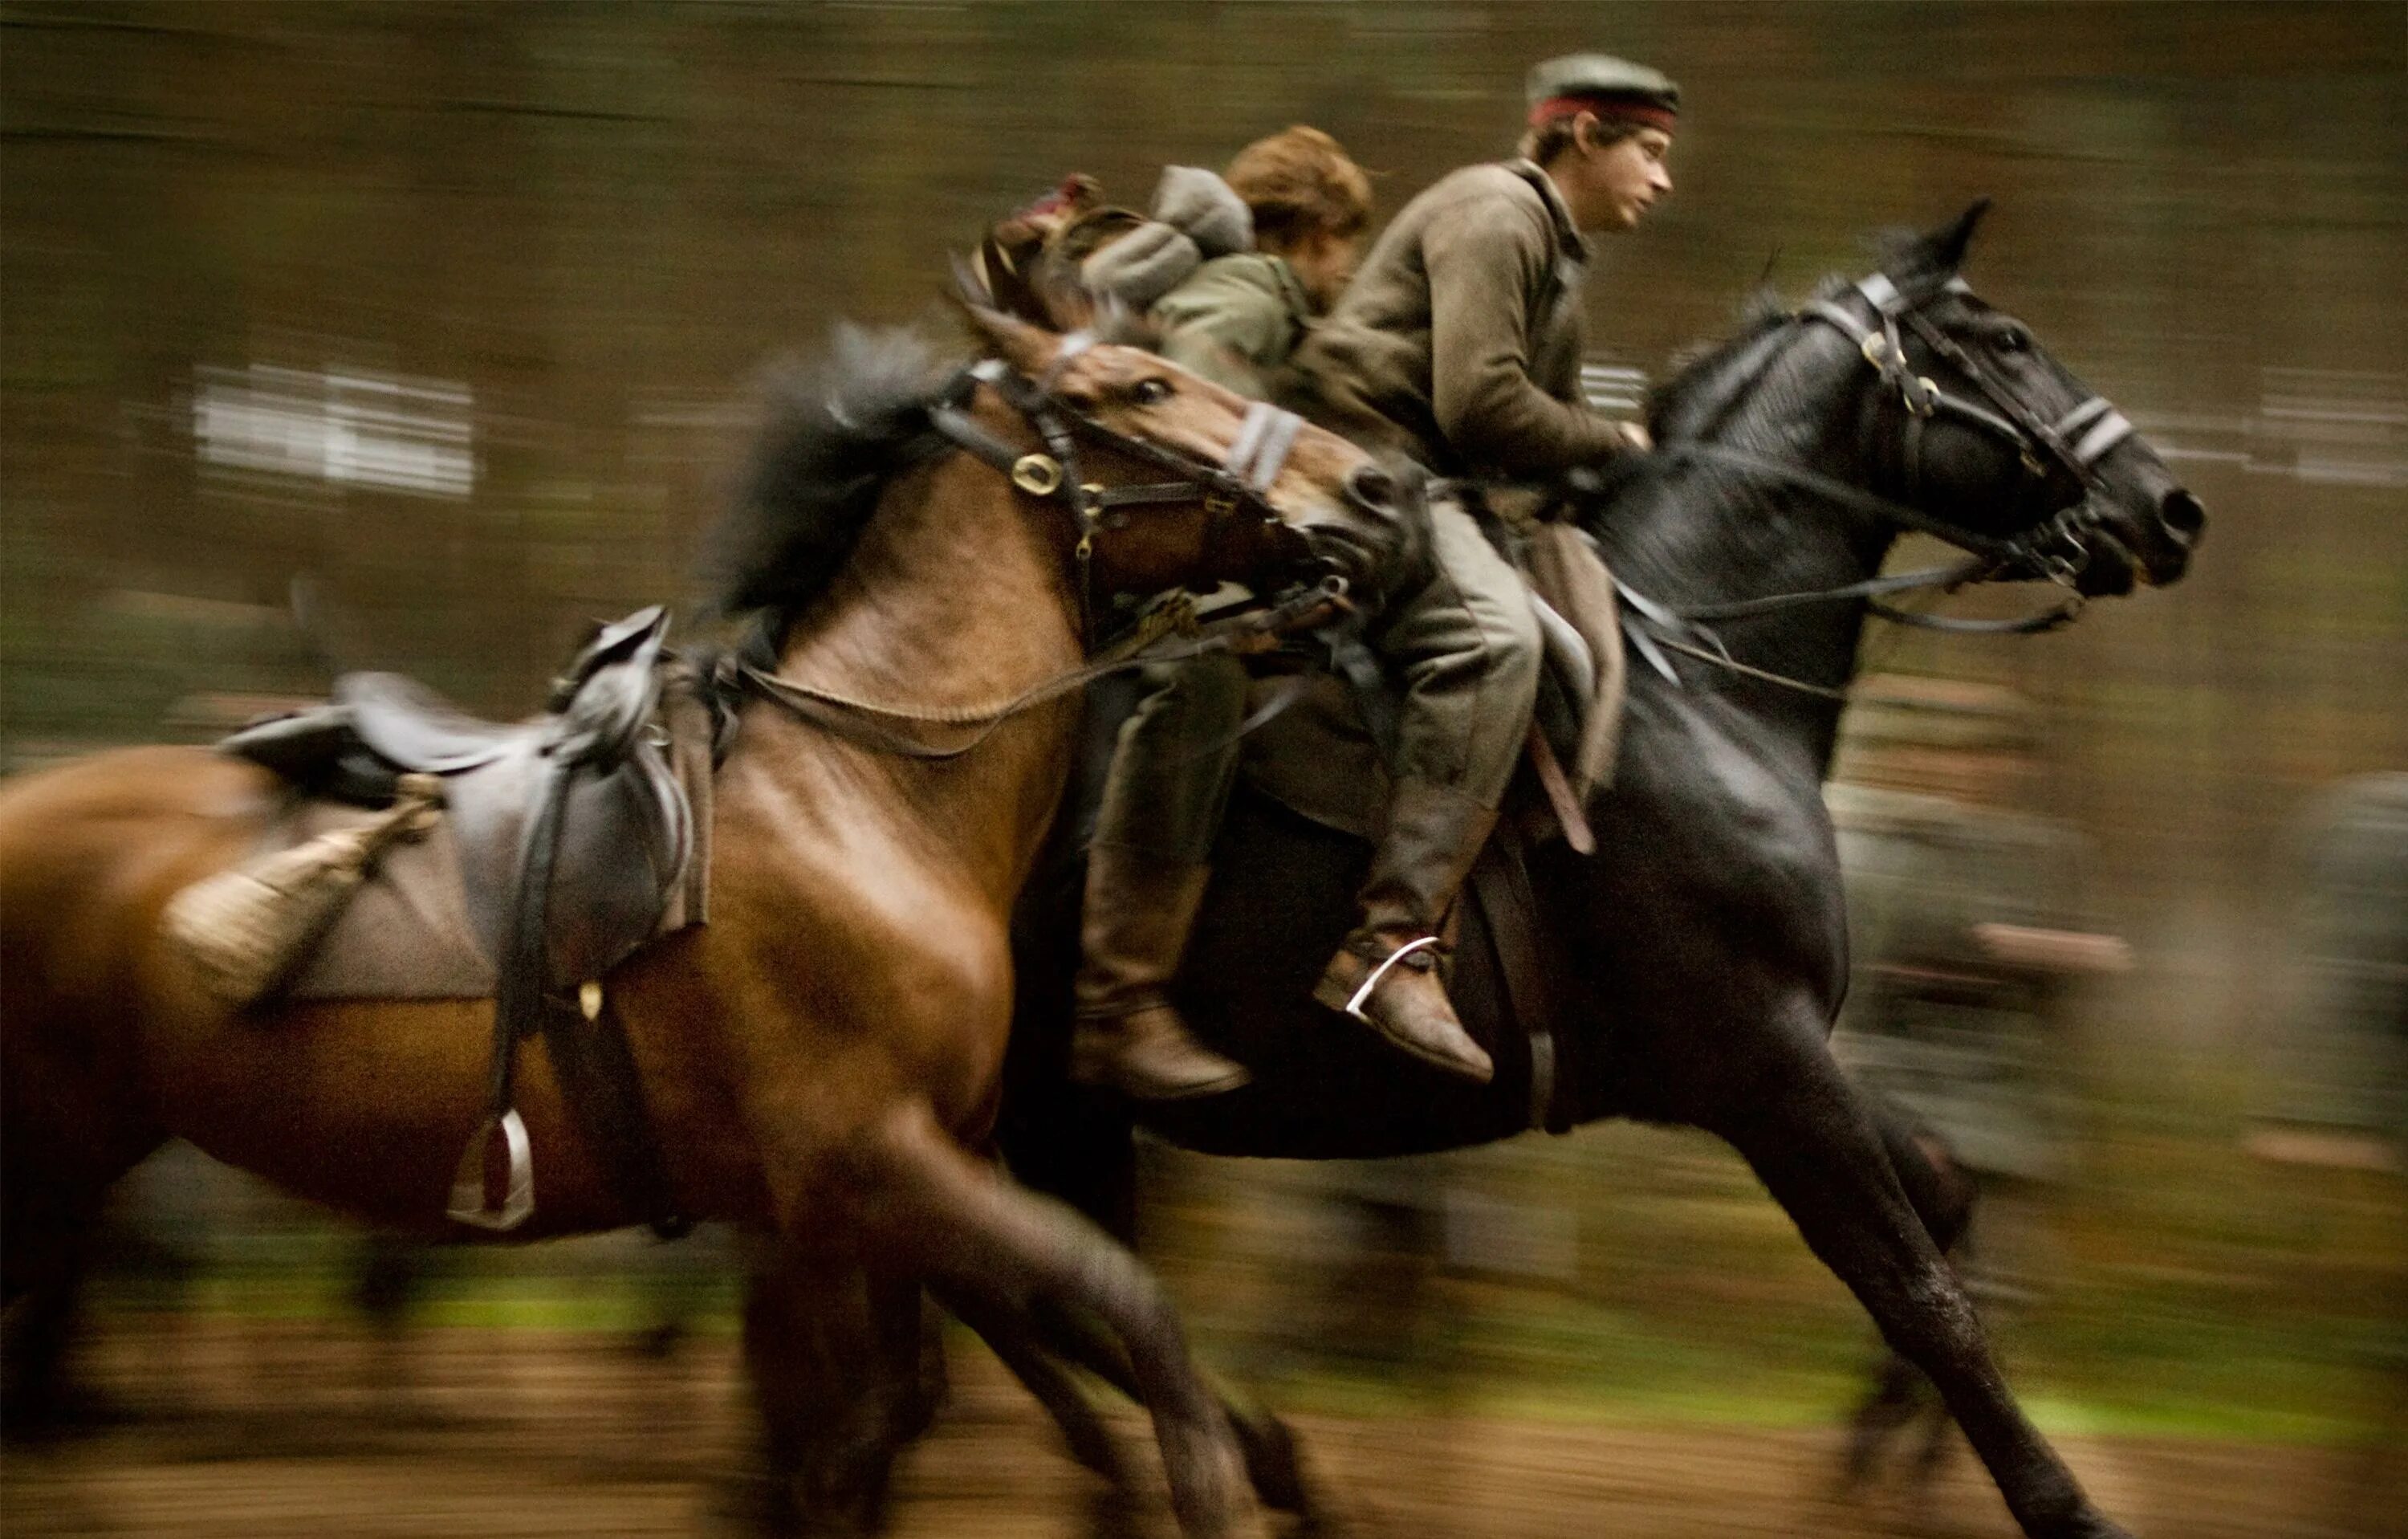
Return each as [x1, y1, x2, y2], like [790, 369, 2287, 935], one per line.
[1023, 1297, 1322, 1525]
[738, 1250, 934, 1536]
[843, 1103, 1244, 1539]
[938, 1287, 1146, 1539]
[1710, 1033, 2125, 1539]
[1841, 1099, 1979, 1491]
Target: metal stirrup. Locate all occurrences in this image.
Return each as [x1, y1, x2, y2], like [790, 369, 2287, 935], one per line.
[447, 1109, 535, 1231]
[1344, 934, 1442, 1022]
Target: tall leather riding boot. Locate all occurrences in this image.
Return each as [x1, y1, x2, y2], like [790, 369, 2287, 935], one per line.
[1312, 778, 1497, 1083]
[1071, 850, 1250, 1101]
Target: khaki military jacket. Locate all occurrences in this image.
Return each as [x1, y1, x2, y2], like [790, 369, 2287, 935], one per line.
[1152, 250, 1312, 401]
[1296, 160, 1629, 478]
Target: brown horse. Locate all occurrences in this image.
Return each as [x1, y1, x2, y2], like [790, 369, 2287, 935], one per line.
[0, 307, 1409, 1537]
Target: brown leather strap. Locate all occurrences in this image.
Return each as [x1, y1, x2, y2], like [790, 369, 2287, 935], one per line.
[1466, 829, 1570, 1134]
[1524, 721, 1595, 855]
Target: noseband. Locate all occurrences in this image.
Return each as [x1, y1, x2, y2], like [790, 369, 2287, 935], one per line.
[925, 337, 1314, 630]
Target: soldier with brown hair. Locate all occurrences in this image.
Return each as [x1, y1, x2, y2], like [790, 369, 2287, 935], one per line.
[1070, 128, 1380, 1098]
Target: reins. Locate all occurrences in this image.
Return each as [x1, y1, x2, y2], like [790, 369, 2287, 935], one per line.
[726, 579, 1345, 760]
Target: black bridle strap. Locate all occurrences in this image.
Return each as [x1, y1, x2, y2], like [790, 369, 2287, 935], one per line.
[1641, 441, 2028, 563]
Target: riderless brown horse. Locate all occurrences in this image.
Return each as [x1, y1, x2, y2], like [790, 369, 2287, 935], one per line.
[0, 307, 1409, 1537]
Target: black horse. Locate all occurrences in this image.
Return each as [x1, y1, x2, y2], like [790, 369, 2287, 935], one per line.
[987, 204, 2203, 1539]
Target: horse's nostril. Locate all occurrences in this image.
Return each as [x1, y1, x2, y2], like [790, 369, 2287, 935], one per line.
[2162, 489, 2207, 547]
[1347, 466, 1397, 510]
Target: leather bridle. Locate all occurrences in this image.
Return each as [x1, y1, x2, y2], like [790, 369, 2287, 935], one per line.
[1793, 271, 2134, 587]
[727, 332, 1348, 759]
[925, 337, 1316, 633]
[1610, 270, 2146, 697]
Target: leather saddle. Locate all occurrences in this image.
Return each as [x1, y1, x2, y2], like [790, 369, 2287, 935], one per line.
[223, 606, 700, 1233]
[225, 607, 693, 991]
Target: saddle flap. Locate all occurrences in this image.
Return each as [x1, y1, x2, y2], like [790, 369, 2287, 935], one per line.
[218, 703, 401, 805]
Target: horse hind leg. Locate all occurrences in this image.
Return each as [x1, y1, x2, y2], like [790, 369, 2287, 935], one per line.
[2, 1101, 166, 1442]
[1708, 1018, 2125, 1539]
[838, 1103, 1244, 1539]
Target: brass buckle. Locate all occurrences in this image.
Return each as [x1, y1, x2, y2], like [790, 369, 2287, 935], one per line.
[1203, 491, 1239, 518]
[1011, 454, 1064, 496]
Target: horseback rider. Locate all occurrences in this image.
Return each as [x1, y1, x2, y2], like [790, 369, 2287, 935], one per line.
[1068, 128, 1379, 1098]
[1282, 53, 1675, 1083]
[1073, 59, 1677, 1097]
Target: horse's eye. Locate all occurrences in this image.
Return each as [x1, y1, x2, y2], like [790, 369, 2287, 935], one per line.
[1131, 377, 1173, 405]
[1995, 327, 2031, 353]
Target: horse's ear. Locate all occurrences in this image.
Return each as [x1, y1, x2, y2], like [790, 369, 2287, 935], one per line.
[1930, 197, 1992, 274]
[957, 297, 1061, 377]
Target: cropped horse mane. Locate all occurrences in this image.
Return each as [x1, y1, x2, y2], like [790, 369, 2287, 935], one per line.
[702, 324, 960, 621]
[1648, 296, 1799, 442]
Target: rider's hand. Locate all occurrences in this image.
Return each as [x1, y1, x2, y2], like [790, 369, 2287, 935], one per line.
[1617, 421, 1653, 454]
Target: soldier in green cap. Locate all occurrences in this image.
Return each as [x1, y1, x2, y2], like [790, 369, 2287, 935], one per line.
[1278, 52, 1677, 1081]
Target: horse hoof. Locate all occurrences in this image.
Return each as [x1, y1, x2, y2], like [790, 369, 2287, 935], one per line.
[1162, 1428, 1248, 1539]
[1227, 1403, 1312, 1514]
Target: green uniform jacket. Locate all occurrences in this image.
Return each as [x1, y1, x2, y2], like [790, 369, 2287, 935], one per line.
[1296, 160, 1629, 478]
[1152, 250, 1312, 401]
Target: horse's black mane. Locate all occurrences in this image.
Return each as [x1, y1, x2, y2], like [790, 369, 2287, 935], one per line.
[1647, 223, 1964, 442]
[701, 324, 962, 621]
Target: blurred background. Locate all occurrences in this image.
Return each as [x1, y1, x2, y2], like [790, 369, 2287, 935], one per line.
[2, 2, 2401, 1536]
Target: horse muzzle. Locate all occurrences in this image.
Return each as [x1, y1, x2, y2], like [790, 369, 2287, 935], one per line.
[1293, 461, 1413, 592]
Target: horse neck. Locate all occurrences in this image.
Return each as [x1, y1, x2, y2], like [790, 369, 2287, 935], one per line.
[743, 450, 1085, 903]
[1613, 338, 1900, 768]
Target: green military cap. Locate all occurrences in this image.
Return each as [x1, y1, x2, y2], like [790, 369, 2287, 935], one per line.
[1524, 53, 1681, 132]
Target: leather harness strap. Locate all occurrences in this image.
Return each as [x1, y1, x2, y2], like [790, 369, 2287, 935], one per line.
[737, 343, 1339, 759]
[1608, 266, 2138, 699]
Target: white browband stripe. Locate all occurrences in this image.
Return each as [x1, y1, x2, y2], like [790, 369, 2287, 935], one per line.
[1247, 408, 1304, 491]
[1226, 401, 1275, 481]
[2056, 396, 2116, 435]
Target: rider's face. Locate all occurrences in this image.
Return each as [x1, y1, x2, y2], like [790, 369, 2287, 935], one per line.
[1576, 124, 1674, 233]
[1285, 228, 1364, 313]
